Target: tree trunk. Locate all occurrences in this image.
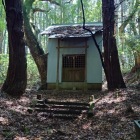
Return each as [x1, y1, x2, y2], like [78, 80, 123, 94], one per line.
[135, 10, 140, 69]
[102, 0, 126, 90]
[136, 10, 140, 68]
[0, 32, 3, 53]
[119, 0, 139, 34]
[23, 0, 47, 89]
[129, 11, 140, 73]
[135, 53, 140, 67]
[1, 0, 27, 97]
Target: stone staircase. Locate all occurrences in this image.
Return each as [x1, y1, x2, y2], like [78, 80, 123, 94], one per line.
[31, 95, 91, 120]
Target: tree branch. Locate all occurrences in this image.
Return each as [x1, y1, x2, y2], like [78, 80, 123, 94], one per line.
[80, 0, 107, 77]
[32, 8, 51, 13]
[119, 0, 139, 33]
[64, 0, 73, 4]
[39, 0, 61, 6]
[2, 0, 6, 11]
[114, 0, 126, 9]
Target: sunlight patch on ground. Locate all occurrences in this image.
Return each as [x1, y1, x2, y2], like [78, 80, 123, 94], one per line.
[107, 108, 116, 114]
[95, 111, 104, 116]
[14, 136, 29, 140]
[10, 105, 27, 114]
[5, 101, 13, 106]
[82, 122, 92, 130]
[0, 116, 9, 125]
[96, 92, 127, 105]
[2, 97, 31, 115]
[18, 97, 30, 105]
[14, 136, 43, 140]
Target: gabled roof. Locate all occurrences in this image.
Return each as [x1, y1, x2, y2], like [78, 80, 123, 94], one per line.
[41, 23, 102, 38]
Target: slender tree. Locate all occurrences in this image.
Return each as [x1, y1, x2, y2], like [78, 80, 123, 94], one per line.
[23, 0, 47, 89]
[1, 0, 27, 96]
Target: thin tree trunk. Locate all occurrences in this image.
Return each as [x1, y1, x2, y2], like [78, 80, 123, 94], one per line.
[1, 0, 27, 97]
[0, 32, 3, 53]
[23, 0, 47, 89]
[137, 10, 140, 68]
[2, 30, 7, 54]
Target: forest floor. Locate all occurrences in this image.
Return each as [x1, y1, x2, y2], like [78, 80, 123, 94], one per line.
[0, 84, 140, 140]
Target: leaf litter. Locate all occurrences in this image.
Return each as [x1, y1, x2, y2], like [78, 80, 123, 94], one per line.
[0, 87, 139, 140]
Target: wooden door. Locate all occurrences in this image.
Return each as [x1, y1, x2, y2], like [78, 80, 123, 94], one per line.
[62, 55, 85, 82]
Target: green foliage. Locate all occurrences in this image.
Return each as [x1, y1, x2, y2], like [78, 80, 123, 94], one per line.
[2, 130, 15, 139]
[119, 34, 140, 73]
[125, 35, 140, 52]
[0, 0, 6, 32]
[84, 0, 102, 22]
[0, 54, 8, 84]
[27, 55, 40, 86]
[117, 0, 140, 72]
[0, 54, 39, 87]
[32, 0, 102, 25]
[118, 48, 134, 73]
[0, 20, 5, 33]
[21, 125, 30, 135]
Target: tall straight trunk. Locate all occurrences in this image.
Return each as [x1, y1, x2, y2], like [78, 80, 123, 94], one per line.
[137, 13, 140, 68]
[136, 10, 140, 68]
[1, 0, 27, 96]
[23, 0, 47, 89]
[0, 32, 3, 53]
[102, 0, 126, 90]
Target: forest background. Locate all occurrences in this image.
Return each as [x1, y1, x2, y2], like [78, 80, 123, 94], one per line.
[0, 0, 140, 89]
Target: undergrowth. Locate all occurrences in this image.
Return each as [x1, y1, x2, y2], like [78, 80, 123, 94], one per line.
[0, 54, 39, 88]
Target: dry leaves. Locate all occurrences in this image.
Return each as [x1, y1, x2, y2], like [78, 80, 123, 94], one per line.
[0, 87, 139, 140]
